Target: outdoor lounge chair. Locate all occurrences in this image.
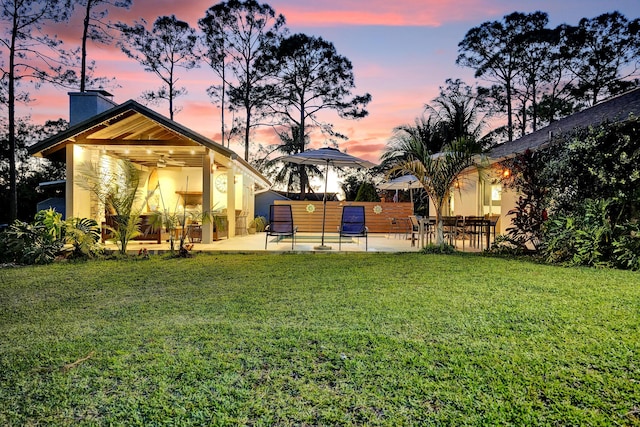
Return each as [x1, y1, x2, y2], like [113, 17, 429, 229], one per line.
[265, 205, 297, 250]
[338, 205, 368, 251]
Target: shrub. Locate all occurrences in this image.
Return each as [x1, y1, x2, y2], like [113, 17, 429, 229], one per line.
[499, 149, 549, 251]
[612, 222, 640, 271]
[541, 199, 618, 268]
[355, 182, 380, 202]
[251, 216, 268, 232]
[488, 234, 530, 257]
[63, 217, 102, 259]
[420, 243, 456, 254]
[1, 219, 62, 265]
[0, 209, 102, 265]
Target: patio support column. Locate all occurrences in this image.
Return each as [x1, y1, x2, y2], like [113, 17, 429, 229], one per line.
[227, 165, 236, 237]
[202, 149, 213, 244]
[65, 144, 74, 220]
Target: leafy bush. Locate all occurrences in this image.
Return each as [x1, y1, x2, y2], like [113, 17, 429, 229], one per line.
[500, 117, 640, 270]
[0, 209, 102, 265]
[354, 182, 380, 202]
[251, 216, 268, 232]
[542, 117, 640, 222]
[488, 234, 530, 256]
[539, 199, 640, 269]
[420, 243, 456, 254]
[612, 222, 640, 271]
[1, 219, 62, 265]
[63, 217, 102, 259]
[499, 149, 549, 251]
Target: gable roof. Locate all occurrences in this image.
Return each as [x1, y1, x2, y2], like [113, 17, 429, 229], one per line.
[489, 87, 640, 160]
[28, 99, 270, 188]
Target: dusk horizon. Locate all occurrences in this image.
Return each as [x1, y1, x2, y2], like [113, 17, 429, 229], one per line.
[15, 0, 640, 165]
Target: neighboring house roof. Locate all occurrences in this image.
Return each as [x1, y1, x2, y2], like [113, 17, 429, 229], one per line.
[489, 87, 640, 160]
[28, 99, 271, 188]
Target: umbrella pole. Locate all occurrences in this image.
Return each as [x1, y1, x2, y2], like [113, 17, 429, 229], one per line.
[315, 161, 331, 250]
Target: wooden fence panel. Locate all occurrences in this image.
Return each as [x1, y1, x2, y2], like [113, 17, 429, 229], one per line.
[274, 201, 413, 233]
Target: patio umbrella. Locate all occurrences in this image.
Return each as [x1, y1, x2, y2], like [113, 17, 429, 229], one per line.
[279, 147, 376, 250]
[377, 174, 422, 204]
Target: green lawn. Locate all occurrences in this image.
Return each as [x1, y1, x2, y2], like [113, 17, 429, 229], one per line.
[1, 253, 639, 425]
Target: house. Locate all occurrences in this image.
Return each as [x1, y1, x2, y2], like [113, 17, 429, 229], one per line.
[28, 91, 271, 244]
[452, 87, 640, 234]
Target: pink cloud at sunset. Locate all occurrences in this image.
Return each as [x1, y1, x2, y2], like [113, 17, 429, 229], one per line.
[104, 0, 501, 28]
[275, 0, 503, 27]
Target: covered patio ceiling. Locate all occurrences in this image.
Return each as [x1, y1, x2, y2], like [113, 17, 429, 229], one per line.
[74, 110, 213, 169]
[29, 99, 271, 189]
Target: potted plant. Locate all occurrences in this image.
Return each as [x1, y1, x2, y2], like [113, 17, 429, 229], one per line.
[249, 216, 267, 234]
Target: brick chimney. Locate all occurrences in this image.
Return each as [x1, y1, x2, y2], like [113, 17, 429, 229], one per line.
[68, 90, 117, 126]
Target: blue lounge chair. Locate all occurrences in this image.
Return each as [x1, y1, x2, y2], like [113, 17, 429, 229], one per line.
[265, 205, 297, 250]
[339, 205, 368, 251]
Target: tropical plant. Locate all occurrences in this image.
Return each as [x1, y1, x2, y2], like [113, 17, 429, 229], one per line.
[354, 182, 379, 202]
[499, 149, 549, 251]
[253, 125, 322, 197]
[1, 219, 61, 264]
[541, 198, 614, 267]
[250, 216, 267, 232]
[0, 208, 102, 264]
[0, 208, 63, 264]
[426, 78, 489, 146]
[77, 159, 143, 255]
[612, 222, 640, 271]
[542, 117, 640, 224]
[62, 217, 101, 258]
[389, 137, 478, 245]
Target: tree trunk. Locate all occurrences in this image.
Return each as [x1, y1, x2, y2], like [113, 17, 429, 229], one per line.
[221, 64, 226, 146]
[433, 198, 445, 246]
[8, 8, 18, 221]
[80, 0, 92, 92]
[168, 67, 174, 120]
[244, 106, 250, 161]
[506, 80, 513, 142]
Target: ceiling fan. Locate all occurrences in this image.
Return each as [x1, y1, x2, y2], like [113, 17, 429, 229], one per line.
[157, 154, 184, 168]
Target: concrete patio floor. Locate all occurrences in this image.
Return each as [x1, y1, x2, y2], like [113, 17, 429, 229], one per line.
[119, 231, 490, 255]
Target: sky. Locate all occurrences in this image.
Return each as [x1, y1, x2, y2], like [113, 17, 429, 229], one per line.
[20, 0, 640, 165]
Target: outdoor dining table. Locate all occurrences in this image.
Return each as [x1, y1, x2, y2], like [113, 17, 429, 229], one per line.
[415, 216, 498, 250]
[461, 216, 491, 250]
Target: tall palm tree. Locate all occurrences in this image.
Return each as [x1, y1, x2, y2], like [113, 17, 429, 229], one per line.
[426, 79, 490, 149]
[380, 116, 446, 171]
[389, 137, 478, 246]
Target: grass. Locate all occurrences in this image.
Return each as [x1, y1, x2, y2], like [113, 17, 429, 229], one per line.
[1, 253, 639, 425]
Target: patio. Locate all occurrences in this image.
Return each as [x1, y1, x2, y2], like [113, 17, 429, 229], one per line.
[117, 230, 491, 254]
